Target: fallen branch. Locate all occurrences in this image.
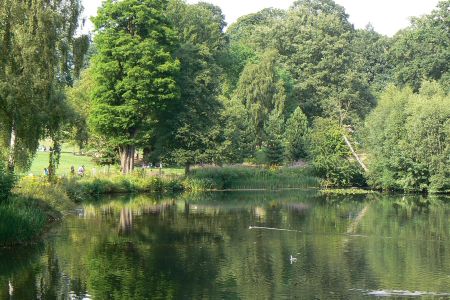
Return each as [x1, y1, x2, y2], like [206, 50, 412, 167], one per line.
[342, 134, 368, 172]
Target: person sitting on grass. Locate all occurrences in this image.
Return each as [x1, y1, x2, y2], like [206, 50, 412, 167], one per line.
[78, 165, 85, 177]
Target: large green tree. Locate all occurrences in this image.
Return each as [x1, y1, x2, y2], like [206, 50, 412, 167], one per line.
[0, 0, 85, 172]
[162, 0, 227, 173]
[227, 8, 286, 52]
[389, 0, 450, 91]
[90, 0, 179, 174]
[273, 0, 375, 123]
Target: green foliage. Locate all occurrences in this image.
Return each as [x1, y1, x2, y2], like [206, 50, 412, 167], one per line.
[2, 0, 449, 194]
[62, 175, 184, 202]
[390, 1, 450, 91]
[0, 201, 46, 246]
[227, 8, 286, 49]
[264, 112, 285, 166]
[66, 68, 95, 150]
[273, 0, 375, 122]
[221, 98, 257, 163]
[320, 188, 375, 195]
[16, 176, 74, 213]
[309, 118, 365, 187]
[163, 0, 226, 170]
[365, 82, 450, 192]
[234, 50, 287, 145]
[352, 25, 393, 93]
[0, 0, 85, 172]
[0, 161, 15, 203]
[219, 43, 256, 96]
[265, 140, 284, 166]
[284, 107, 309, 161]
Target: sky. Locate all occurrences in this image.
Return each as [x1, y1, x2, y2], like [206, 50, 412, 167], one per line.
[80, 0, 440, 36]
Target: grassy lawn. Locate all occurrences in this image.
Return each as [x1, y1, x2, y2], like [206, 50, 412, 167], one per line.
[28, 152, 98, 176]
[27, 151, 184, 176]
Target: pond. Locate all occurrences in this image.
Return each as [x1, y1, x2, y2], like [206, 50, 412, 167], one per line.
[0, 191, 449, 299]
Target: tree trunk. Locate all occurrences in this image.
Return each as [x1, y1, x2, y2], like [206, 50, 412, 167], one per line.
[184, 163, 190, 176]
[342, 134, 368, 172]
[48, 139, 61, 180]
[7, 121, 17, 172]
[119, 145, 135, 174]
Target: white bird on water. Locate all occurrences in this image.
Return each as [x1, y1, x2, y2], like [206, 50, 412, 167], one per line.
[9, 280, 13, 296]
[290, 255, 297, 264]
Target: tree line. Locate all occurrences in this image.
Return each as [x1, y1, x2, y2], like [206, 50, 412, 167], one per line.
[0, 0, 449, 192]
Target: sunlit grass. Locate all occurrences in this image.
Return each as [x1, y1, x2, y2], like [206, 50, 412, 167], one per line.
[27, 151, 184, 176]
[27, 152, 97, 176]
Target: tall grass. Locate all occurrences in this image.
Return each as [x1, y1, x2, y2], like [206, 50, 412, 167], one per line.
[184, 166, 319, 191]
[0, 200, 47, 246]
[15, 176, 74, 213]
[0, 163, 16, 203]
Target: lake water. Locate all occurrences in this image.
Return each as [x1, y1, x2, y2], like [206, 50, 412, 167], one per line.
[1, 191, 449, 299]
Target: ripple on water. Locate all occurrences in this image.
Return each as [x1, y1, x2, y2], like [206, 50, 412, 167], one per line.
[351, 289, 450, 298]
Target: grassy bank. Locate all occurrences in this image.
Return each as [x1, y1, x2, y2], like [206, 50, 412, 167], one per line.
[0, 189, 64, 247]
[1, 173, 184, 246]
[17, 174, 184, 203]
[0, 199, 47, 246]
[1, 165, 318, 246]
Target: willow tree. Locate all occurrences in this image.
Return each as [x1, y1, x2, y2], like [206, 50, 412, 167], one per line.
[234, 50, 287, 147]
[90, 0, 179, 174]
[0, 0, 84, 172]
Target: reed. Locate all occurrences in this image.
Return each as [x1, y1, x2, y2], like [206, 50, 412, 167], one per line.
[0, 199, 46, 246]
[60, 174, 184, 202]
[185, 166, 319, 191]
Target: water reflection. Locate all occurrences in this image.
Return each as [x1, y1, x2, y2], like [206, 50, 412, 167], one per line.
[0, 192, 448, 299]
[119, 208, 133, 235]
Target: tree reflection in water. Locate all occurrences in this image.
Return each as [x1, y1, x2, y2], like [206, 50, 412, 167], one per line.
[119, 208, 133, 236]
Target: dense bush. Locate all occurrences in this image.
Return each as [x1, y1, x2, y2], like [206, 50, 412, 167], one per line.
[0, 162, 16, 203]
[308, 118, 366, 188]
[365, 82, 450, 192]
